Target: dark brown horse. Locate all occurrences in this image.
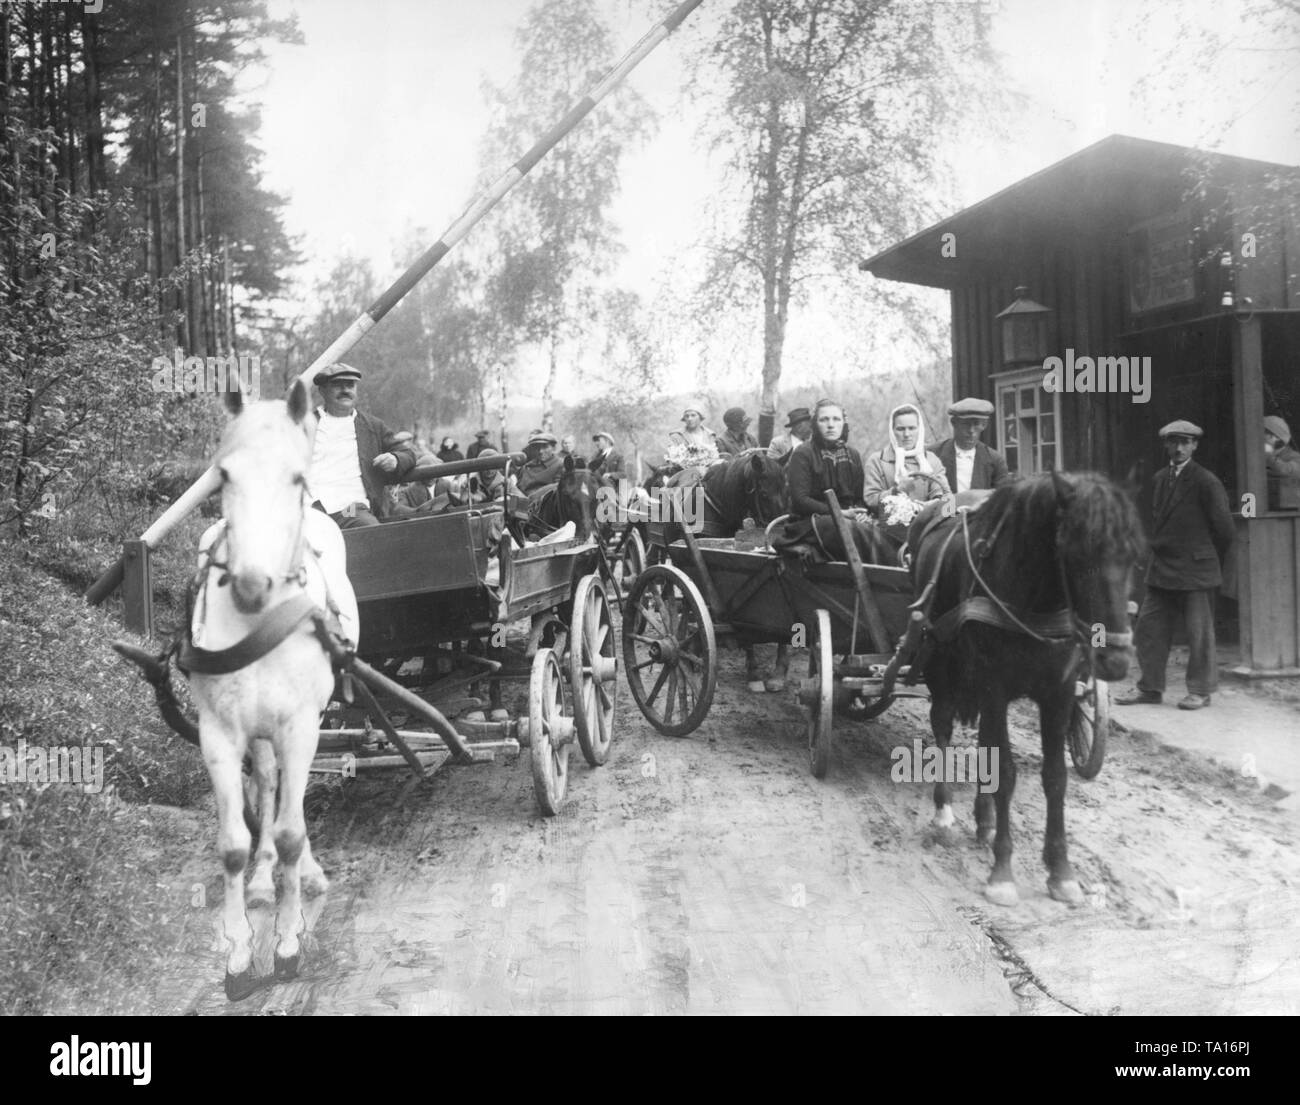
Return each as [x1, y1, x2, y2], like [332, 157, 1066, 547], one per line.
[666, 451, 791, 691]
[907, 471, 1143, 905]
[523, 456, 600, 542]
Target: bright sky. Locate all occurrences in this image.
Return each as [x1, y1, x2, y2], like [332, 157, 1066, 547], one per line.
[254, 0, 1299, 397]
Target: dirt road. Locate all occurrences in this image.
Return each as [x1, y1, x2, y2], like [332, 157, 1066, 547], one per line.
[154, 641, 1300, 1016]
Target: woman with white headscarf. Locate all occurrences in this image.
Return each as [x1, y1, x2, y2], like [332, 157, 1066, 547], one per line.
[863, 403, 950, 533]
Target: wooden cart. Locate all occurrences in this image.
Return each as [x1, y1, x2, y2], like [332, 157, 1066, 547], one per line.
[324, 455, 619, 814]
[622, 490, 1108, 778]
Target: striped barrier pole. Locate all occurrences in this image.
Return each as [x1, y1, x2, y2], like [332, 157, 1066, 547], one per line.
[87, 0, 705, 605]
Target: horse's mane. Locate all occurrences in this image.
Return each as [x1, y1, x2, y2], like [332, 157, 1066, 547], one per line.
[970, 471, 1144, 603]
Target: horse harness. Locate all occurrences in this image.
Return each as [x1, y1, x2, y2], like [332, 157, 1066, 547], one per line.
[914, 504, 1125, 656]
[178, 515, 353, 677]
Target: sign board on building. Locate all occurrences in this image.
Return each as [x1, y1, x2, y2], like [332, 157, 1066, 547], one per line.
[1126, 208, 1197, 314]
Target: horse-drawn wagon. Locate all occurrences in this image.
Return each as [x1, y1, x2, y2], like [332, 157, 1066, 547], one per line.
[622, 484, 1113, 782]
[320, 450, 620, 816]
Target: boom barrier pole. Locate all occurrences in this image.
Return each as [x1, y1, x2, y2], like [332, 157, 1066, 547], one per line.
[87, 0, 705, 605]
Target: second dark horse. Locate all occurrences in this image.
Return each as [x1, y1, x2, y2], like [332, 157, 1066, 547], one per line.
[907, 471, 1143, 906]
[663, 450, 790, 692]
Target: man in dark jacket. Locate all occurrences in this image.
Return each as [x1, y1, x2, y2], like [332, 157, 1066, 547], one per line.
[716, 407, 759, 456]
[517, 431, 565, 493]
[932, 397, 1013, 492]
[1117, 420, 1235, 710]
[467, 429, 494, 460]
[309, 362, 418, 527]
[588, 431, 625, 484]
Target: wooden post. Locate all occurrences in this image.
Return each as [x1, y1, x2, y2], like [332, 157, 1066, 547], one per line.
[1232, 314, 1267, 671]
[121, 540, 153, 637]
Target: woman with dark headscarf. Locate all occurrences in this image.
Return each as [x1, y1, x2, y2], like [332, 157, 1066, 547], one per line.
[773, 399, 889, 562]
[437, 436, 464, 463]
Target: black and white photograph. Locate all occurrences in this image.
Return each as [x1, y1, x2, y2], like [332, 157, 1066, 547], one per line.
[1, 0, 1297, 1039]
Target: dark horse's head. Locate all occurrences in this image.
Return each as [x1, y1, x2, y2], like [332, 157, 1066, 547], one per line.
[528, 455, 599, 542]
[704, 450, 787, 532]
[969, 471, 1145, 681]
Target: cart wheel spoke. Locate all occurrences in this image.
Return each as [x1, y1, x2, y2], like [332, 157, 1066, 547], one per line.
[622, 564, 717, 737]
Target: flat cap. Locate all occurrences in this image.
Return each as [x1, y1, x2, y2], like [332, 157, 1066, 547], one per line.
[592, 431, 614, 444]
[947, 397, 994, 418]
[527, 431, 558, 447]
[474, 429, 491, 437]
[1159, 420, 1203, 439]
[314, 362, 362, 386]
[785, 407, 812, 427]
[1264, 415, 1291, 443]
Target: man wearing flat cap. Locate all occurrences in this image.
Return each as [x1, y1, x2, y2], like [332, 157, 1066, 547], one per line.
[1264, 415, 1300, 511]
[517, 431, 565, 493]
[716, 407, 759, 457]
[308, 362, 418, 528]
[1118, 420, 1235, 711]
[467, 429, 495, 461]
[767, 407, 813, 466]
[588, 431, 625, 485]
[933, 397, 1013, 493]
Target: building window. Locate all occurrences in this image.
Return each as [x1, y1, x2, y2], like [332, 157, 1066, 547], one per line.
[992, 369, 1061, 475]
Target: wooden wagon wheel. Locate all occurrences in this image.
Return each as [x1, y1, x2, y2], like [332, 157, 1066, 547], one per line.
[529, 648, 572, 816]
[807, 608, 833, 778]
[616, 527, 646, 598]
[569, 573, 618, 766]
[622, 563, 716, 737]
[1069, 657, 1109, 779]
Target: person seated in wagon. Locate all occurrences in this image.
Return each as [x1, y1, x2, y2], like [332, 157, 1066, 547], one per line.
[863, 402, 950, 548]
[771, 398, 888, 561]
[307, 362, 419, 528]
[516, 430, 566, 493]
[665, 405, 720, 472]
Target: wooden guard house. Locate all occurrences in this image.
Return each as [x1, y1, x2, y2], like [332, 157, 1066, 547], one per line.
[860, 135, 1300, 674]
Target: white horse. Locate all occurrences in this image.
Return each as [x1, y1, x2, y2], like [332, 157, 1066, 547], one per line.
[190, 378, 357, 1000]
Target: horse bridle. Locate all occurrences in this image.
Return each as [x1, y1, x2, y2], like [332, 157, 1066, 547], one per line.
[958, 507, 1132, 656]
[202, 476, 312, 592]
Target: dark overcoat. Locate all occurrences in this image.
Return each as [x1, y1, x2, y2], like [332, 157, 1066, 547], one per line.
[932, 439, 1013, 493]
[1145, 460, 1235, 590]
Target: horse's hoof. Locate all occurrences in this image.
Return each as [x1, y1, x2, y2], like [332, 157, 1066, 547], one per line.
[763, 678, 786, 693]
[463, 710, 486, 723]
[1048, 878, 1084, 905]
[746, 681, 766, 693]
[274, 952, 300, 981]
[224, 968, 259, 1002]
[933, 805, 955, 829]
[984, 880, 1019, 907]
[301, 868, 330, 898]
[489, 708, 510, 722]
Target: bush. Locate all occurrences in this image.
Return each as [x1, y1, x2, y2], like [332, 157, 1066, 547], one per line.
[0, 552, 211, 1014]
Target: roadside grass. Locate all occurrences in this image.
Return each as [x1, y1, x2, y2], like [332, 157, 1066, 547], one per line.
[0, 548, 211, 1014]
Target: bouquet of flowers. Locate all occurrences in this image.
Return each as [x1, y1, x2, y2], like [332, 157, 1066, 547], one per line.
[880, 490, 922, 527]
[665, 439, 720, 469]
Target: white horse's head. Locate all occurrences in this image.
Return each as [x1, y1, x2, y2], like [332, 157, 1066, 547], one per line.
[216, 378, 313, 615]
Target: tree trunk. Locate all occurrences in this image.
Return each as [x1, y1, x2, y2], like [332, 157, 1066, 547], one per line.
[541, 326, 559, 432]
[81, 7, 104, 194]
[175, 32, 191, 350]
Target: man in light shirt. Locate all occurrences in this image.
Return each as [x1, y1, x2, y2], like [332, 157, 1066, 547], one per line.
[309, 363, 417, 528]
[933, 397, 1012, 493]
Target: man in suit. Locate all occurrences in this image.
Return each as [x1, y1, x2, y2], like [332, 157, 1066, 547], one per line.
[767, 406, 813, 466]
[588, 431, 625, 484]
[309, 362, 418, 528]
[932, 397, 1013, 492]
[1117, 420, 1235, 710]
[716, 407, 759, 456]
[516, 431, 565, 493]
